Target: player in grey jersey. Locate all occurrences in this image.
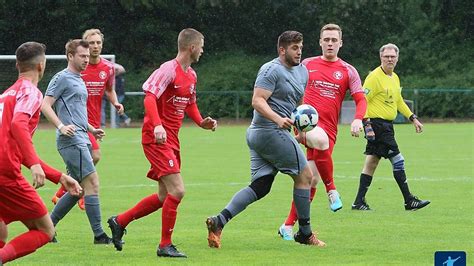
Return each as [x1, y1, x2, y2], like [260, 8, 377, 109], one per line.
[41, 39, 112, 244]
[206, 31, 325, 248]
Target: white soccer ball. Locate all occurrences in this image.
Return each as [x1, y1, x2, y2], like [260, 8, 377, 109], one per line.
[291, 104, 319, 132]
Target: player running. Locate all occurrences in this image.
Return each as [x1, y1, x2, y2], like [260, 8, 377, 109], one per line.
[51, 28, 125, 210]
[107, 28, 217, 258]
[278, 24, 368, 240]
[0, 42, 82, 264]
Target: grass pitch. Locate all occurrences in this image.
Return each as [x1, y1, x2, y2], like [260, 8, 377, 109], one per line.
[8, 122, 474, 265]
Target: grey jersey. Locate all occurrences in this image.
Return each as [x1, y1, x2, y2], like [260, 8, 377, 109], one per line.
[251, 58, 308, 129]
[46, 69, 90, 149]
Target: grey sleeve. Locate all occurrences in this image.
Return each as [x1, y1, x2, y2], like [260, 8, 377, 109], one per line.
[254, 62, 277, 93]
[45, 73, 65, 99]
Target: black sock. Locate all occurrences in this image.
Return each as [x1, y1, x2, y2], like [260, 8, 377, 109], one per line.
[217, 208, 233, 228]
[393, 170, 412, 202]
[354, 173, 372, 203]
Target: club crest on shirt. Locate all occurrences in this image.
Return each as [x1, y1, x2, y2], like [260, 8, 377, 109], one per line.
[99, 71, 107, 80]
[189, 84, 196, 95]
[333, 71, 343, 80]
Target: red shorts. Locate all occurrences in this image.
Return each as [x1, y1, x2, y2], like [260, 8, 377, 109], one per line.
[142, 143, 181, 181]
[88, 132, 100, 150]
[0, 177, 48, 225]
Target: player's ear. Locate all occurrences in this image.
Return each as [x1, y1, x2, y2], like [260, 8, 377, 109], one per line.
[340, 39, 343, 47]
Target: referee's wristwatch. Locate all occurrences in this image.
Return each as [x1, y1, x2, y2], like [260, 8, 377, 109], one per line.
[409, 114, 418, 122]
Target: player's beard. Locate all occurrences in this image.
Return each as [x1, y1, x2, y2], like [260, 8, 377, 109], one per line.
[285, 53, 299, 66]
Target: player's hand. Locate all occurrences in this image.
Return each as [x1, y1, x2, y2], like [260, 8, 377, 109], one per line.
[30, 164, 45, 189]
[350, 119, 363, 137]
[278, 117, 293, 130]
[412, 118, 423, 133]
[91, 128, 106, 141]
[59, 173, 83, 197]
[200, 117, 217, 131]
[114, 103, 125, 115]
[59, 124, 76, 137]
[154, 125, 167, 144]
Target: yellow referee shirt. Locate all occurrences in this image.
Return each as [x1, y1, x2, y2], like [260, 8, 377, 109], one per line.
[363, 66, 413, 121]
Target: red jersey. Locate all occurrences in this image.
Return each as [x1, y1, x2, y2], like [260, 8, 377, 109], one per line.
[81, 58, 115, 128]
[0, 79, 42, 185]
[302, 56, 363, 141]
[142, 59, 197, 148]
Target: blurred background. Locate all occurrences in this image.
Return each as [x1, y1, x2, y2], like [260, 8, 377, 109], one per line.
[0, 0, 472, 121]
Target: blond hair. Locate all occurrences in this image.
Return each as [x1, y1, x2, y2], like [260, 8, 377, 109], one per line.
[177, 28, 204, 51]
[320, 23, 342, 39]
[65, 39, 89, 59]
[82, 28, 104, 41]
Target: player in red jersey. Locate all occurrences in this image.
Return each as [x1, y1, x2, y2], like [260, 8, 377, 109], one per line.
[278, 24, 368, 240]
[107, 28, 217, 258]
[51, 28, 125, 210]
[0, 42, 82, 264]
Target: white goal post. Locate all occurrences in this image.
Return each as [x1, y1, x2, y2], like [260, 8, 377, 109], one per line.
[0, 54, 119, 128]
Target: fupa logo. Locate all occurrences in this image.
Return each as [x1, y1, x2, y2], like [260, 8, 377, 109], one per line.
[434, 251, 466, 266]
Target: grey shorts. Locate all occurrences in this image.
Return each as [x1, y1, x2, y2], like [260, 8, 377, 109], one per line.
[58, 144, 96, 182]
[246, 126, 307, 181]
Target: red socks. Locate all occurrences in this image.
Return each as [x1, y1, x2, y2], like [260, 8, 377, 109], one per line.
[160, 194, 181, 248]
[0, 230, 50, 263]
[315, 148, 336, 192]
[55, 185, 67, 198]
[284, 187, 317, 226]
[116, 194, 163, 228]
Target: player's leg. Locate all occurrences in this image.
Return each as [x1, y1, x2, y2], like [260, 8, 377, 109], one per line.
[81, 170, 111, 244]
[108, 170, 165, 252]
[291, 164, 325, 247]
[279, 160, 319, 240]
[352, 155, 380, 210]
[157, 173, 186, 258]
[389, 153, 430, 210]
[0, 215, 53, 264]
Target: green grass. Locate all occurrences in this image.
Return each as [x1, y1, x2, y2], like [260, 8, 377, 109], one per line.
[7, 123, 474, 265]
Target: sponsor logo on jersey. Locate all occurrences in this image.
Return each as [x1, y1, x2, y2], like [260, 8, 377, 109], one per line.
[190, 84, 196, 94]
[333, 71, 343, 80]
[99, 71, 107, 80]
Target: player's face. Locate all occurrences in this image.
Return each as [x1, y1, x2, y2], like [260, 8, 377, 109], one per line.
[191, 38, 204, 63]
[380, 48, 398, 72]
[70, 46, 90, 72]
[283, 41, 303, 67]
[86, 34, 103, 58]
[320, 30, 342, 61]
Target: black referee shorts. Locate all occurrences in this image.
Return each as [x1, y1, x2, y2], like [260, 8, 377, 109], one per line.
[364, 118, 400, 159]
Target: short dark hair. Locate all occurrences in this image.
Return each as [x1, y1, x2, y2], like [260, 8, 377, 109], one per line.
[15, 42, 46, 72]
[65, 39, 89, 58]
[277, 31, 303, 51]
[178, 28, 204, 51]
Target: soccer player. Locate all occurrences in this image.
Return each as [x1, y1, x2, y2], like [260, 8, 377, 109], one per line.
[51, 29, 125, 210]
[278, 23, 368, 240]
[107, 28, 217, 258]
[41, 39, 112, 244]
[352, 43, 430, 211]
[0, 41, 82, 264]
[205, 30, 325, 249]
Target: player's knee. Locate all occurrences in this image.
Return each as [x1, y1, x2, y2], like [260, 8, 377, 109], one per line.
[171, 188, 185, 200]
[306, 127, 329, 150]
[249, 174, 275, 200]
[389, 153, 405, 171]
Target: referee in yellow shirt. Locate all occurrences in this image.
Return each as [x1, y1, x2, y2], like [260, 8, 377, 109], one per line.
[352, 43, 430, 211]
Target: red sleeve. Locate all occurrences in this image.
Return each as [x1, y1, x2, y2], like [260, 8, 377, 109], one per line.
[352, 92, 367, 120]
[39, 160, 61, 184]
[144, 92, 162, 126]
[11, 112, 40, 168]
[185, 103, 203, 125]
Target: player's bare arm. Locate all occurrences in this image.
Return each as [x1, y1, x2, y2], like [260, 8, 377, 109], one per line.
[105, 85, 124, 115]
[88, 123, 105, 140]
[252, 87, 292, 129]
[41, 96, 76, 137]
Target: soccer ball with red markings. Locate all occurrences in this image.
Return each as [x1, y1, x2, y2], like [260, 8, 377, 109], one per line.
[291, 104, 319, 132]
